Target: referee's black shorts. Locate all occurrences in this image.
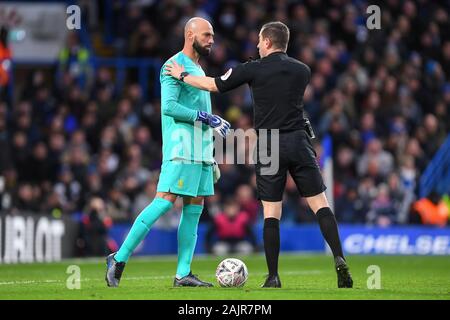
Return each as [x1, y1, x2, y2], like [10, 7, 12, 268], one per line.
[255, 129, 326, 202]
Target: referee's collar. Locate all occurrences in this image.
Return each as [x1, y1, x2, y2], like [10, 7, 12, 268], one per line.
[263, 51, 287, 60]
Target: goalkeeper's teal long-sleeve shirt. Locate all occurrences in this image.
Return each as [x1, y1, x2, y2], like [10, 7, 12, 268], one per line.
[160, 52, 214, 164]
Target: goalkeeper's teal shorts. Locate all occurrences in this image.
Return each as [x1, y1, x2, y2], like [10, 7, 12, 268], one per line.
[157, 160, 214, 197]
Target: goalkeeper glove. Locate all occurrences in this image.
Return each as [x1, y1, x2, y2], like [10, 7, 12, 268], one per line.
[197, 111, 231, 138]
[213, 161, 221, 184]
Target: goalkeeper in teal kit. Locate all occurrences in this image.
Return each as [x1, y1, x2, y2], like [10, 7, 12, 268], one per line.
[105, 17, 230, 287]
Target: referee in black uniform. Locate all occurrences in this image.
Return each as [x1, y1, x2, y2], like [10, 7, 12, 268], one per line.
[165, 20, 353, 289]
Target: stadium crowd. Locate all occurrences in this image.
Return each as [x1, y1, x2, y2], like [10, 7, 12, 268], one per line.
[0, 0, 449, 251]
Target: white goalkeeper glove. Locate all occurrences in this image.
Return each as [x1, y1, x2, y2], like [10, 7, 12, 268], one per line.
[213, 161, 221, 184]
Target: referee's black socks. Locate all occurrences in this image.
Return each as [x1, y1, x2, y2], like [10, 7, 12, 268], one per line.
[263, 217, 280, 277]
[316, 207, 345, 260]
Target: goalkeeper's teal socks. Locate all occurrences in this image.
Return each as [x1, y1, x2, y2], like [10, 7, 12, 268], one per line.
[115, 199, 203, 277]
[176, 204, 203, 278]
[115, 198, 173, 263]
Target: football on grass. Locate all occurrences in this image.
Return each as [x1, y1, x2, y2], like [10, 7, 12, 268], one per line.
[216, 258, 248, 287]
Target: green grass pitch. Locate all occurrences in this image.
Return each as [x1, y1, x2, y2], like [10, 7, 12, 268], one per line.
[0, 254, 449, 300]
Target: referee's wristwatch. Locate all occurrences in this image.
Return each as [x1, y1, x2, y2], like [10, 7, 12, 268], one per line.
[179, 71, 189, 82]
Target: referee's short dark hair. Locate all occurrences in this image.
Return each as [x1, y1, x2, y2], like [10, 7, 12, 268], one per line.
[260, 21, 290, 51]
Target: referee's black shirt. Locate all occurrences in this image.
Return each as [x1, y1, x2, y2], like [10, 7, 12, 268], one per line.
[214, 51, 311, 131]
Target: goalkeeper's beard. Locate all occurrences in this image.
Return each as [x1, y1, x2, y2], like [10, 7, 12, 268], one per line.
[193, 39, 211, 57]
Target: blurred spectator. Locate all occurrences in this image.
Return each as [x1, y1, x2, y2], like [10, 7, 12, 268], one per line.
[235, 184, 259, 223]
[204, 192, 222, 219]
[11, 183, 40, 213]
[27, 141, 52, 185]
[128, 20, 160, 57]
[105, 186, 131, 222]
[282, 175, 302, 222]
[11, 131, 30, 182]
[133, 125, 161, 169]
[387, 172, 413, 225]
[76, 197, 113, 256]
[205, 198, 257, 255]
[215, 164, 241, 196]
[54, 167, 82, 213]
[398, 155, 417, 192]
[117, 148, 152, 200]
[0, 25, 12, 92]
[412, 192, 449, 227]
[84, 169, 103, 201]
[367, 184, 397, 227]
[357, 138, 394, 179]
[334, 145, 357, 183]
[114, 98, 139, 142]
[292, 197, 316, 224]
[58, 32, 92, 88]
[41, 190, 63, 218]
[422, 114, 445, 155]
[133, 180, 156, 219]
[335, 184, 367, 223]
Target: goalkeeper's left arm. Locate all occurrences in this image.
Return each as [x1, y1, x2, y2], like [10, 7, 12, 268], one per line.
[161, 75, 199, 122]
[161, 72, 231, 138]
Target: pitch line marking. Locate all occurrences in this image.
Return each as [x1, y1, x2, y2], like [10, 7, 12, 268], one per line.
[0, 271, 322, 286]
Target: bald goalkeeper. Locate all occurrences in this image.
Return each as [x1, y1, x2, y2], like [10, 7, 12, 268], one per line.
[105, 17, 230, 288]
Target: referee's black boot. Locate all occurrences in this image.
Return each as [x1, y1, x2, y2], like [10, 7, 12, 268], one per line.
[262, 274, 282, 288]
[335, 256, 353, 288]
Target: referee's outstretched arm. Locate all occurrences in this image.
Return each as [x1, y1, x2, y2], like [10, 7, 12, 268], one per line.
[164, 60, 220, 92]
[164, 56, 253, 94]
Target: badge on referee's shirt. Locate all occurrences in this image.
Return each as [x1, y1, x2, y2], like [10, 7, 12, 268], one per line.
[220, 68, 232, 81]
